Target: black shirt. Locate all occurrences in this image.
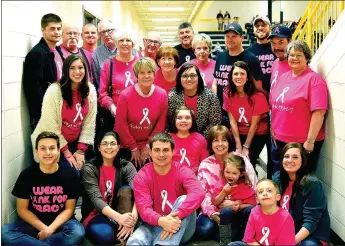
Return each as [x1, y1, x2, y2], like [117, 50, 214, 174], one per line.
[217, 13, 224, 19]
[174, 44, 196, 68]
[247, 42, 276, 93]
[12, 164, 79, 224]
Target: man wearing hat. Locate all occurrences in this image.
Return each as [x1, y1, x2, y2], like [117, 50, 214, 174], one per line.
[247, 15, 276, 93]
[212, 22, 263, 126]
[268, 25, 292, 93]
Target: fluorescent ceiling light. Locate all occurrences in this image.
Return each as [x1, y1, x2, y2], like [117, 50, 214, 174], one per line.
[148, 7, 185, 11]
[152, 18, 181, 22]
[154, 26, 178, 29]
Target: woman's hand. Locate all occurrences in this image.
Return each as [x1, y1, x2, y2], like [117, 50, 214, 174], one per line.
[131, 149, 141, 167]
[116, 213, 136, 229]
[73, 151, 85, 170]
[303, 141, 314, 153]
[117, 226, 134, 240]
[110, 104, 117, 118]
[242, 147, 249, 158]
[63, 150, 78, 169]
[140, 146, 151, 165]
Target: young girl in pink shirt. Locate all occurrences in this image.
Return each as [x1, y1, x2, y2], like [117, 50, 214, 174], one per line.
[213, 153, 256, 246]
[169, 105, 209, 175]
[230, 179, 295, 246]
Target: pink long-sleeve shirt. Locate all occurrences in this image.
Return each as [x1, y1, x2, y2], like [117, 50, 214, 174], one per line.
[133, 162, 205, 226]
[115, 84, 168, 150]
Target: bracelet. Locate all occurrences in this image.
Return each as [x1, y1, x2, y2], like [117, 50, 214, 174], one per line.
[243, 144, 250, 149]
[76, 150, 85, 155]
[307, 139, 315, 144]
[65, 155, 72, 159]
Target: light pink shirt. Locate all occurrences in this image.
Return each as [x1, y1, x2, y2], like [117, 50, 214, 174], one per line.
[51, 48, 63, 80]
[190, 58, 216, 88]
[270, 67, 328, 143]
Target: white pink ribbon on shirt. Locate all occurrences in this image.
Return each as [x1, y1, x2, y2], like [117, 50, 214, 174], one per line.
[104, 180, 112, 198]
[282, 195, 289, 210]
[275, 87, 290, 103]
[185, 56, 190, 62]
[161, 190, 173, 212]
[238, 107, 249, 125]
[259, 226, 270, 246]
[179, 148, 191, 166]
[125, 71, 134, 87]
[201, 73, 206, 85]
[139, 108, 151, 125]
[73, 103, 84, 122]
[270, 71, 278, 91]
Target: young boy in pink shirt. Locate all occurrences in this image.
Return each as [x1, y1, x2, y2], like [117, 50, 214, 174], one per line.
[230, 179, 295, 246]
[127, 133, 205, 245]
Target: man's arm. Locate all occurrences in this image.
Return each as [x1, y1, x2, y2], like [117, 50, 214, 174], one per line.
[17, 198, 48, 231]
[48, 199, 75, 232]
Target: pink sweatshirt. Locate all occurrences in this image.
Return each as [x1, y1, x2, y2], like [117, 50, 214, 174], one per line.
[98, 57, 139, 110]
[197, 154, 258, 216]
[115, 84, 168, 150]
[170, 132, 209, 175]
[153, 69, 177, 93]
[243, 206, 295, 245]
[133, 162, 205, 226]
[270, 67, 328, 143]
[190, 59, 216, 88]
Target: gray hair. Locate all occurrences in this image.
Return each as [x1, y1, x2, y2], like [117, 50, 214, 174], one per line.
[285, 40, 312, 64]
[192, 33, 212, 50]
[114, 29, 135, 45]
[133, 57, 157, 77]
[97, 20, 115, 33]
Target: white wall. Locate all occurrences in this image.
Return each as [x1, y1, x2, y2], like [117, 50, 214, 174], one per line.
[272, 1, 309, 23]
[1, 0, 145, 225]
[310, 10, 345, 241]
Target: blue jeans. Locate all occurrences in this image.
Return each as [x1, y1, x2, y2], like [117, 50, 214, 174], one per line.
[195, 214, 219, 241]
[220, 206, 254, 241]
[86, 215, 118, 245]
[1, 219, 85, 246]
[298, 236, 322, 246]
[127, 195, 196, 245]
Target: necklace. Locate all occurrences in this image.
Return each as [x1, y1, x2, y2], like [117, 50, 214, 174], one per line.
[117, 55, 132, 66]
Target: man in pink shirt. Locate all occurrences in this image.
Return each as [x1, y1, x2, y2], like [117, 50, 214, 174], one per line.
[140, 31, 162, 59]
[127, 133, 205, 245]
[81, 23, 99, 83]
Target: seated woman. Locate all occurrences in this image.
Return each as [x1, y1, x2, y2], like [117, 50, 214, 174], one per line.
[81, 131, 138, 245]
[31, 54, 97, 171]
[223, 61, 269, 170]
[154, 46, 179, 93]
[169, 105, 209, 175]
[167, 63, 222, 138]
[196, 125, 258, 242]
[273, 142, 330, 245]
[115, 57, 168, 169]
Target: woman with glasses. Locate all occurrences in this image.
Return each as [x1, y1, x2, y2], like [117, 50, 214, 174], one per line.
[270, 40, 328, 174]
[98, 29, 139, 131]
[31, 55, 97, 171]
[153, 46, 179, 93]
[189, 34, 216, 88]
[167, 63, 222, 138]
[81, 131, 138, 245]
[223, 61, 269, 171]
[115, 58, 168, 169]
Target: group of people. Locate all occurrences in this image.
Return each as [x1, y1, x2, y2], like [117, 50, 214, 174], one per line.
[1, 11, 331, 246]
[216, 10, 231, 31]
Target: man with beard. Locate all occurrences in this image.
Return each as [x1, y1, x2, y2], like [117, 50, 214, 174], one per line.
[23, 13, 64, 130]
[247, 16, 276, 93]
[174, 22, 196, 67]
[212, 22, 263, 126]
[81, 23, 99, 83]
[140, 31, 162, 60]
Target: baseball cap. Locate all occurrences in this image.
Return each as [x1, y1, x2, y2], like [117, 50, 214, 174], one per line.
[224, 22, 243, 35]
[267, 25, 292, 39]
[253, 15, 271, 26]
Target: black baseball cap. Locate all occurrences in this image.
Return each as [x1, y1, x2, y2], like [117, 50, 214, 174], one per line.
[268, 25, 292, 39]
[224, 22, 243, 35]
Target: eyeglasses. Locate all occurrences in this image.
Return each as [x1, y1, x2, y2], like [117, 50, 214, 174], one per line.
[144, 39, 161, 46]
[181, 73, 198, 80]
[288, 53, 305, 59]
[65, 31, 80, 37]
[100, 141, 117, 147]
[99, 28, 115, 36]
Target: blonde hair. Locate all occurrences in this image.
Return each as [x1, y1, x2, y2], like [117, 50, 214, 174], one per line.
[222, 153, 251, 186]
[192, 33, 212, 50]
[132, 57, 157, 77]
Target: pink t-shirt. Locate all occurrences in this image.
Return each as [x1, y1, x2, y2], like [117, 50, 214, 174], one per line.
[184, 94, 198, 118]
[170, 132, 208, 175]
[190, 59, 216, 88]
[223, 90, 269, 135]
[61, 90, 89, 144]
[115, 84, 168, 150]
[98, 57, 139, 110]
[154, 69, 177, 93]
[60, 45, 82, 59]
[83, 165, 116, 228]
[212, 181, 256, 209]
[270, 58, 290, 93]
[280, 181, 294, 211]
[133, 162, 205, 226]
[270, 67, 328, 143]
[51, 48, 63, 80]
[243, 206, 296, 245]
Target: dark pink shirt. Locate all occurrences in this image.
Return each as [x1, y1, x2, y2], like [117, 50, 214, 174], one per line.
[270, 67, 328, 143]
[98, 57, 139, 110]
[81, 48, 94, 82]
[133, 162, 205, 226]
[190, 59, 216, 88]
[50, 48, 63, 80]
[154, 69, 177, 93]
[280, 181, 294, 211]
[270, 58, 290, 93]
[223, 90, 269, 135]
[170, 132, 208, 175]
[243, 206, 296, 245]
[115, 85, 168, 150]
[184, 94, 198, 118]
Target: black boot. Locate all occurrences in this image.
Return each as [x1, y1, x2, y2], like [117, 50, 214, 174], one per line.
[219, 224, 232, 246]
